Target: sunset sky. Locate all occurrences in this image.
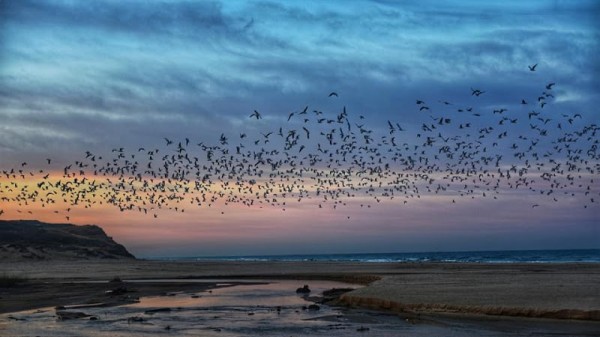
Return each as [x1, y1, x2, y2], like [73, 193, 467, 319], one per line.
[0, 0, 598, 257]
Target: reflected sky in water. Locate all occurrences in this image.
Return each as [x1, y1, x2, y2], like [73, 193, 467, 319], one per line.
[2, 279, 598, 337]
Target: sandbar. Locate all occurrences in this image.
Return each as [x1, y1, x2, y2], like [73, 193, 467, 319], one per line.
[2, 259, 598, 321]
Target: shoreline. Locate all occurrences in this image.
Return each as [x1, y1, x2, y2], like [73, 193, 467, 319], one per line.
[1, 259, 599, 321]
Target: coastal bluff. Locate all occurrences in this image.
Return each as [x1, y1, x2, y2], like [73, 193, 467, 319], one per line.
[0, 220, 134, 260]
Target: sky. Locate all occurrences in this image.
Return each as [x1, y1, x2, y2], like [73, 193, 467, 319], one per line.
[0, 0, 598, 257]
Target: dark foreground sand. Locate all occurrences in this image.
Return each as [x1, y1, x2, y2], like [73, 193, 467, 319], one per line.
[1, 259, 599, 321]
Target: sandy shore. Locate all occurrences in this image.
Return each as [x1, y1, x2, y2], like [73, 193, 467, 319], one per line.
[1, 259, 599, 321]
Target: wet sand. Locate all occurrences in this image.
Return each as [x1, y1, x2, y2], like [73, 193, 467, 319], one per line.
[1, 260, 599, 335]
[1, 260, 599, 316]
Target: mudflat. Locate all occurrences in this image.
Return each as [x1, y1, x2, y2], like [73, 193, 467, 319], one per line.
[2, 259, 599, 319]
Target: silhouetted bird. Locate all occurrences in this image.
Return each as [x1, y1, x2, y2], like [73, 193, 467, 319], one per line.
[250, 110, 262, 119]
[1, 62, 596, 223]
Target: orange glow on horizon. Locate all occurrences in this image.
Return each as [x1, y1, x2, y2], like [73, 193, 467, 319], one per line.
[1, 155, 598, 257]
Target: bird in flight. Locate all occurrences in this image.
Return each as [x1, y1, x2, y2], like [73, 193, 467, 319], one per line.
[219, 133, 228, 145]
[250, 110, 262, 119]
[328, 92, 338, 97]
[2, 62, 596, 223]
[302, 126, 310, 139]
[528, 63, 538, 71]
[471, 88, 485, 96]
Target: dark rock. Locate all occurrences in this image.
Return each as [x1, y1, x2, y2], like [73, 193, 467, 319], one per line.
[357, 326, 370, 332]
[308, 304, 320, 311]
[127, 316, 145, 323]
[296, 284, 311, 294]
[145, 308, 172, 314]
[105, 286, 129, 296]
[56, 311, 90, 320]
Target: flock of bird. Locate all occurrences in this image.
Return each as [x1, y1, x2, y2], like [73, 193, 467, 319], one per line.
[0, 65, 598, 222]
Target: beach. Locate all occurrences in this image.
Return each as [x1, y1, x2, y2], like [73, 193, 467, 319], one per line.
[1, 260, 599, 336]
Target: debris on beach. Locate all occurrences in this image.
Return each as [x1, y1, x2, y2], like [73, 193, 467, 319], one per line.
[296, 284, 311, 294]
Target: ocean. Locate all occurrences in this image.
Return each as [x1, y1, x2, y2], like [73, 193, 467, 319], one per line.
[157, 249, 600, 263]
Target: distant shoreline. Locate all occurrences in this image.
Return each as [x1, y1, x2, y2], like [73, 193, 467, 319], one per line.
[146, 248, 600, 263]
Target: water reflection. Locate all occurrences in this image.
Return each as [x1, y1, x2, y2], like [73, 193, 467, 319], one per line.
[2, 280, 597, 337]
[130, 280, 339, 308]
[1, 280, 371, 337]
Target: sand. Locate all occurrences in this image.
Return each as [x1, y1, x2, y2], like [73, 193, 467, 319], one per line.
[341, 264, 600, 320]
[1, 259, 599, 321]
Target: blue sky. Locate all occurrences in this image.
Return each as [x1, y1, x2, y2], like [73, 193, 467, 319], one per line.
[0, 0, 598, 256]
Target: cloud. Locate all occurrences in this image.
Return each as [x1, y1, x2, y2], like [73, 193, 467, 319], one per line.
[1, 0, 597, 151]
[0, 1, 233, 37]
[0, 1, 597, 256]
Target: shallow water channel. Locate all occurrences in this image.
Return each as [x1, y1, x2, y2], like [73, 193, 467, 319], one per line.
[1, 279, 598, 337]
[1, 280, 382, 337]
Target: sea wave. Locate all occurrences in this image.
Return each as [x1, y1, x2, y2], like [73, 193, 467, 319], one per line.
[154, 249, 600, 264]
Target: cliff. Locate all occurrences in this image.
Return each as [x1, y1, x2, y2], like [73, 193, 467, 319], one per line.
[0, 220, 135, 260]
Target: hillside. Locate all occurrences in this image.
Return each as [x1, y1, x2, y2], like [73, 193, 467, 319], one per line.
[0, 220, 135, 260]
